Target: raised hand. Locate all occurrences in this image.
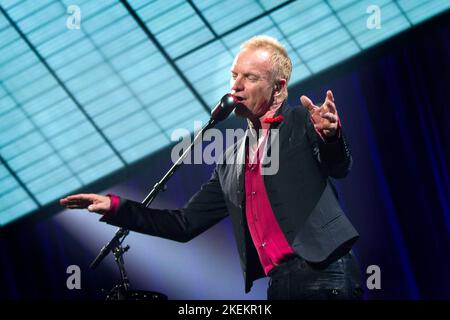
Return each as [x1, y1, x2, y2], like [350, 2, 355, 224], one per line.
[60, 193, 111, 214]
[300, 90, 339, 138]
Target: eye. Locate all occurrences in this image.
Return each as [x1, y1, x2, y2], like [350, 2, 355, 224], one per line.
[247, 75, 258, 82]
[231, 73, 237, 80]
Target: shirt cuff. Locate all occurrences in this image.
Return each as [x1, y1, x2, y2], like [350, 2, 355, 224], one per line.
[105, 194, 120, 217]
[310, 115, 342, 143]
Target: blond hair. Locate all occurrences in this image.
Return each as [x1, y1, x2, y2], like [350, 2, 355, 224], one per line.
[241, 35, 292, 97]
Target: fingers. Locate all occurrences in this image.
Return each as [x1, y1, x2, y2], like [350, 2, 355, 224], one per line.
[60, 193, 96, 208]
[65, 193, 97, 201]
[321, 112, 338, 123]
[300, 95, 317, 113]
[60, 194, 95, 206]
[301, 93, 337, 117]
[63, 201, 106, 213]
[314, 112, 338, 131]
[60, 199, 92, 210]
[314, 119, 337, 129]
[324, 90, 337, 114]
[325, 100, 337, 114]
[87, 201, 110, 213]
[60, 193, 111, 214]
[326, 90, 334, 102]
[314, 121, 337, 131]
[87, 204, 100, 212]
[66, 204, 88, 209]
[62, 199, 91, 205]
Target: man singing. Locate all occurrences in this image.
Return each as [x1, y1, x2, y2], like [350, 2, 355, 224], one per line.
[60, 35, 363, 300]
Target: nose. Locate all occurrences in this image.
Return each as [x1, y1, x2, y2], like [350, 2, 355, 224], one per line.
[231, 75, 244, 93]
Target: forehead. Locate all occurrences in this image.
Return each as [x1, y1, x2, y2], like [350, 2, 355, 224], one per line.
[231, 48, 272, 73]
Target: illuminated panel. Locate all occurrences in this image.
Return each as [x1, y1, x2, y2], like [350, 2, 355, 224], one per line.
[0, 0, 447, 226]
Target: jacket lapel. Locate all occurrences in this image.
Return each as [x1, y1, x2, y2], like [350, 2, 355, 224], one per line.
[235, 130, 248, 190]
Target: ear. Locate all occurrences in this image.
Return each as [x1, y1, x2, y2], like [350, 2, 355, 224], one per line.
[274, 79, 287, 96]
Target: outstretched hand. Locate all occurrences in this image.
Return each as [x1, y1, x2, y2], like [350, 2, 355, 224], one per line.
[300, 90, 339, 138]
[60, 193, 111, 214]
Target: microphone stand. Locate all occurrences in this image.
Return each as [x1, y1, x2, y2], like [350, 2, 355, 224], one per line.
[91, 117, 219, 300]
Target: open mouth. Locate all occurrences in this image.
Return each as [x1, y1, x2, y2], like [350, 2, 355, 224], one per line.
[234, 96, 246, 106]
[233, 95, 245, 102]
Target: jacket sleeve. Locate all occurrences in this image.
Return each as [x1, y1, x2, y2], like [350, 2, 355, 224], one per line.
[100, 168, 228, 242]
[304, 110, 353, 178]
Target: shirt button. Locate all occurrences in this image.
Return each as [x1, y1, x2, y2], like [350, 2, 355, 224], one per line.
[262, 241, 266, 247]
[251, 191, 256, 195]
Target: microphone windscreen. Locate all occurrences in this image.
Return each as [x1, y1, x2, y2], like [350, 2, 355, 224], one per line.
[210, 94, 240, 122]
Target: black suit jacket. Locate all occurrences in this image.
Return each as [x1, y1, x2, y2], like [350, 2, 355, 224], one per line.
[102, 102, 359, 293]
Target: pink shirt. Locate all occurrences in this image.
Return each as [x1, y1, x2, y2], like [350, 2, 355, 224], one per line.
[244, 132, 296, 276]
[105, 193, 120, 217]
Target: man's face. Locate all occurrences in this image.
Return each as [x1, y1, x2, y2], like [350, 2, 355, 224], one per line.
[230, 48, 275, 119]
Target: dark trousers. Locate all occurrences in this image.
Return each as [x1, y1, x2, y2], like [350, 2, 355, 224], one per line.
[267, 252, 364, 300]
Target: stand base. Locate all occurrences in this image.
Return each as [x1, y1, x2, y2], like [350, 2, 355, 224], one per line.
[123, 290, 168, 301]
[105, 285, 168, 300]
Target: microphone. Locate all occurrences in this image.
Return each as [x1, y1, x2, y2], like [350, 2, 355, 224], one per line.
[210, 93, 241, 123]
